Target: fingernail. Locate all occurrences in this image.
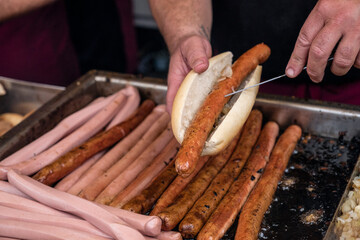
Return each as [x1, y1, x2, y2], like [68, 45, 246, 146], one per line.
[194, 59, 204, 68]
[193, 59, 207, 72]
[286, 67, 295, 78]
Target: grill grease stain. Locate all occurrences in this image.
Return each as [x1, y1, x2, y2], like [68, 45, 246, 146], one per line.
[180, 134, 360, 239]
[257, 134, 360, 240]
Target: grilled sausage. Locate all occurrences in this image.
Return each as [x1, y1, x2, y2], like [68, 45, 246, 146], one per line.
[0, 93, 118, 166]
[235, 125, 302, 240]
[175, 43, 271, 177]
[110, 137, 180, 208]
[32, 100, 155, 186]
[78, 110, 169, 201]
[0, 92, 128, 180]
[67, 105, 165, 195]
[95, 124, 173, 205]
[157, 132, 241, 231]
[197, 121, 279, 240]
[149, 155, 209, 216]
[54, 152, 103, 192]
[121, 160, 178, 214]
[179, 109, 262, 238]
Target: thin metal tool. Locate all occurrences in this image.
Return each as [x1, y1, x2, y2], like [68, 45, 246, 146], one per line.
[225, 57, 334, 97]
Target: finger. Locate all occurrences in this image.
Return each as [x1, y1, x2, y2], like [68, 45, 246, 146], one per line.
[286, 8, 325, 78]
[331, 32, 360, 75]
[306, 23, 342, 82]
[181, 36, 212, 73]
[166, 51, 192, 113]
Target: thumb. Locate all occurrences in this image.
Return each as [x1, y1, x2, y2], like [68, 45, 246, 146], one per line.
[181, 36, 212, 73]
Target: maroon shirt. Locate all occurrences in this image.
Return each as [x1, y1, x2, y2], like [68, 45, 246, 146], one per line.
[259, 78, 360, 106]
[0, 1, 80, 86]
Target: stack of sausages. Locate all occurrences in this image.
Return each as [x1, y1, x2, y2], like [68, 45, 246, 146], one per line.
[0, 86, 181, 240]
[121, 108, 301, 239]
[0, 84, 302, 240]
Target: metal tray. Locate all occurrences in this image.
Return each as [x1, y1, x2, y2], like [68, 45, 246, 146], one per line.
[0, 76, 64, 115]
[324, 157, 360, 240]
[0, 70, 359, 239]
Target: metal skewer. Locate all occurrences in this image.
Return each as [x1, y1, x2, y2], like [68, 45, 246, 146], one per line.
[224, 57, 334, 97]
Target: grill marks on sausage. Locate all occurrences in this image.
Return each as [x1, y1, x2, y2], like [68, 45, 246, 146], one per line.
[196, 121, 279, 240]
[178, 109, 263, 238]
[235, 125, 302, 240]
[157, 132, 241, 231]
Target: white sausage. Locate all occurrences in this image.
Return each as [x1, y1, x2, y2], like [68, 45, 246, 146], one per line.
[0, 219, 109, 240]
[78, 110, 170, 201]
[0, 94, 117, 166]
[7, 170, 145, 240]
[0, 181, 29, 199]
[0, 184, 161, 237]
[0, 91, 127, 180]
[0, 191, 76, 219]
[99, 204, 162, 237]
[106, 85, 140, 129]
[54, 151, 104, 192]
[67, 105, 166, 195]
[110, 137, 179, 208]
[94, 122, 173, 205]
[0, 205, 111, 238]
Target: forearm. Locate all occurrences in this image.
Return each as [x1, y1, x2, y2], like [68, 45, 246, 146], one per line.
[148, 0, 212, 54]
[0, 0, 56, 22]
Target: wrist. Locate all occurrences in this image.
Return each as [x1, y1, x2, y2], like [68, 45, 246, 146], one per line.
[166, 29, 211, 56]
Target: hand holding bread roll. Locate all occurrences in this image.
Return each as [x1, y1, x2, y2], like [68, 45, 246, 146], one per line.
[172, 43, 271, 177]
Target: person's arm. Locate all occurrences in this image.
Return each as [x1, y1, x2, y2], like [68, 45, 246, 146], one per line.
[286, 0, 360, 83]
[0, 0, 56, 22]
[148, 0, 213, 112]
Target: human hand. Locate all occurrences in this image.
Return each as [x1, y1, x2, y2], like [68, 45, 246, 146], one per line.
[286, 0, 360, 82]
[166, 35, 212, 113]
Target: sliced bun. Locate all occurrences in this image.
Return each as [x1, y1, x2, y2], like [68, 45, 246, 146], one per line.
[172, 52, 262, 155]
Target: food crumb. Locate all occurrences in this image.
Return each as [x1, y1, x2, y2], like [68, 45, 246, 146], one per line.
[300, 210, 324, 225]
[336, 176, 360, 239]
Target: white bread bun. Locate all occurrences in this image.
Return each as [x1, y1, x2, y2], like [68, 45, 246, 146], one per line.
[171, 52, 262, 155]
[0, 113, 24, 126]
[0, 113, 24, 136]
[0, 119, 13, 136]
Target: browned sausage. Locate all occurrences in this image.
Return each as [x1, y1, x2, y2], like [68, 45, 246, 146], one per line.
[121, 160, 178, 214]
[175, 43, 271, 177]
[32, 100, 155, 186]
[235, 125, 302, 240]
[54, 152, 103, 192]
[67, 105, 166, 195]
[149, 155, 209, 216]
[157, 132, 241, 231]
[94, 124, 173, 205]
[109, 137, 180, 208]
[197, 121, 279, 240]
[179, 109, 262, 238]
